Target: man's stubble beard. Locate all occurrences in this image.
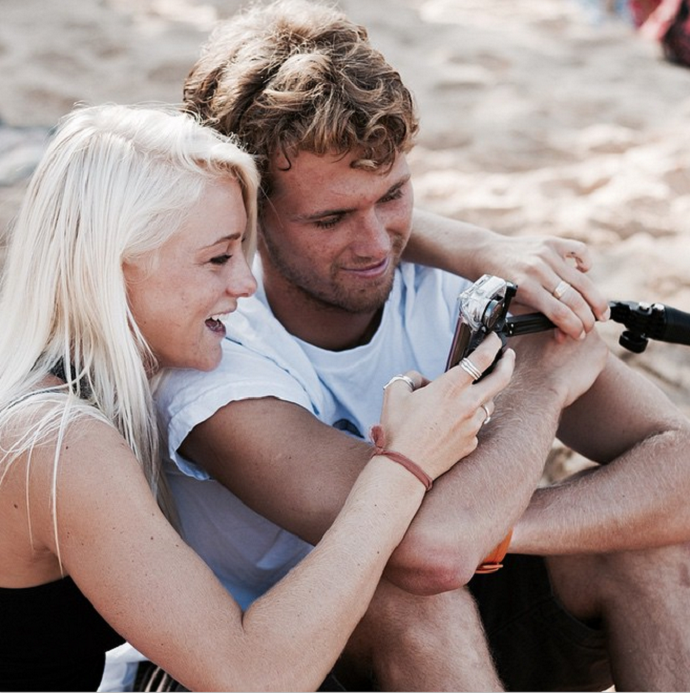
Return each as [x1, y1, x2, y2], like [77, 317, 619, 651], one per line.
[260, 230, 405, 316]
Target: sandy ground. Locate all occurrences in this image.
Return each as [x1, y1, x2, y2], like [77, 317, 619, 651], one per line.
[1, 0, 689, 475]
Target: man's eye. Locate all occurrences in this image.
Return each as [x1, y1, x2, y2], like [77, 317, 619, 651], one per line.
[314, 216, 342, 230]
[210, 254, 232, 265]
[381, 187, 404, 203]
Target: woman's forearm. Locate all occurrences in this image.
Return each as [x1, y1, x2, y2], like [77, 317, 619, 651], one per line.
[221, 457, 426, 691]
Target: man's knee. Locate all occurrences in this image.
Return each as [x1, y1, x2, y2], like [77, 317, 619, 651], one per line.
[344, 579, 492, 686]
[548, 542, 690, 621]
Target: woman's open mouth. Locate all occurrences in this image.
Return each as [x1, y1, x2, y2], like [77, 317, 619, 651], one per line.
[205, 313, 230, 334]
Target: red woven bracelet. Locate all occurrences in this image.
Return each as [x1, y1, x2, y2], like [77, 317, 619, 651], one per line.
[475, 530, 513, 574]
[369, 424, 433, 491]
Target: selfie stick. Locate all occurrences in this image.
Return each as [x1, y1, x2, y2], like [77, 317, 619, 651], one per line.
[502, 300, 690, 354]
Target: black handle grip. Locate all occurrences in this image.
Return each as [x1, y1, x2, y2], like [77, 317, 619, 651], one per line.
[501, 313, 555, 337]
[657, 305, 690, 346]
[502, 301, 690, 353]
[609, 300, 690, 350]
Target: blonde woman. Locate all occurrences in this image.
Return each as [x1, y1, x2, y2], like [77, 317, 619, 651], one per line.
[0, 103, 513, 692]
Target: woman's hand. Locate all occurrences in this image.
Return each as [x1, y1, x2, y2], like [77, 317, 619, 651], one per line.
[377, 333, 515, 482]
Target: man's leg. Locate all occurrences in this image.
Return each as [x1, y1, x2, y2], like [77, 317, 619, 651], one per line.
[337, 578, 503, 692]
[548, 542, 690, 691]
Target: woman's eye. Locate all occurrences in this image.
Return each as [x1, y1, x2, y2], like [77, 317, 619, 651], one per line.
[210, 254, 232, 265]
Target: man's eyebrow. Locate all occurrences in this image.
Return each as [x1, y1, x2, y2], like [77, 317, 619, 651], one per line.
[293, 174, 411, 222]
[292, 203, 354, 223]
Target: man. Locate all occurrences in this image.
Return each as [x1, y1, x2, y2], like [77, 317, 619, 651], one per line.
[155, 1, 690, 689]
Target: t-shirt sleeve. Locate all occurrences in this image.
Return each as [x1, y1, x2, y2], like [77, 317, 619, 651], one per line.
[155, 339, 317, 480]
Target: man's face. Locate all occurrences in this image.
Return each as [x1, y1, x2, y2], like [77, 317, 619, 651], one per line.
[260, 149, 414, 315]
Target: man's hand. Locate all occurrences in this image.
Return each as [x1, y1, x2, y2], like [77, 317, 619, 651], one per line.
[510, 326, 609, 410]
[405, 210, 610, 341]
[483, 234, 610, 341]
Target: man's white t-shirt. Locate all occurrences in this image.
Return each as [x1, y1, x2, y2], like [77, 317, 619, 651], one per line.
[155, 261, 470, 609]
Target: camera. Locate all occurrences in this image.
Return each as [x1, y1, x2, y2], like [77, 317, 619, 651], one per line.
[445, 274, 517, 373]
[445, 274, 690, 374]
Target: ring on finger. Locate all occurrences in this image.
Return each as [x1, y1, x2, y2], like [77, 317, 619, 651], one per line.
[383, 374, 416, 392]
[480, 403, 492, 425]
[459, 357, 483, 381]
[552, 279, 571, 300]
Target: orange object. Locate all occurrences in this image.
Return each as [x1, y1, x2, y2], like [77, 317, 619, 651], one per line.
[476, 530, 513, 574]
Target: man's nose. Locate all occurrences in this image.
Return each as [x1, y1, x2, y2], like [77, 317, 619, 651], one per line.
[353, 208, 392, 257]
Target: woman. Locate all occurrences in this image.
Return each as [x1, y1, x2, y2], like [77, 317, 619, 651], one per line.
[0, 103, 513, 691]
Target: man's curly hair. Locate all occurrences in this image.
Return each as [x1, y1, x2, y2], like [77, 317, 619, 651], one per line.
[183, 0, 419, 199]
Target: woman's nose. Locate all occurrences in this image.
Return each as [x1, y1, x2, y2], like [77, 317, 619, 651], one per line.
[229, 254, 257, 298]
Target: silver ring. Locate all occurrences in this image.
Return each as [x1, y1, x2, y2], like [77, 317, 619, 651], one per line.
[480, 403, 492, 425]
[552, 280, 571, 300]
[459, 357, 483, 381]
[383, 374, 415, 392]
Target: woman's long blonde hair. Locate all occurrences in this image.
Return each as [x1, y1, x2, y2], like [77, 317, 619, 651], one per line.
[0, 103, 258, 545]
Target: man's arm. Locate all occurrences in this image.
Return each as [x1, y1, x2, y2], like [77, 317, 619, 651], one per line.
[182, 396, 370, 547]
[382, 328, 610, 593]
[511, 353, 690, 555]
[182, 330, 607, 595]
[406, 208, 611, 339]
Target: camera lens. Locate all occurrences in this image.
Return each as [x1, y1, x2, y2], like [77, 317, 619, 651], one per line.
[483, 300, 501, 329]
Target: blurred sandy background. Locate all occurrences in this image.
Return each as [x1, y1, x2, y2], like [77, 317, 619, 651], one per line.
[1, 0, 689, 474]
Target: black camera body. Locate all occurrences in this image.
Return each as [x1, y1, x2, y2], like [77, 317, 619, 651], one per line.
[445, 274, 518, 372]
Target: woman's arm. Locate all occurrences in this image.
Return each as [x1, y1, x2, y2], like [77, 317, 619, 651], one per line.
[405, 208, 610, 339]
[31, 339, 513, 691]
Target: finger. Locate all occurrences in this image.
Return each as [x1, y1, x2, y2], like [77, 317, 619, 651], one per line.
[470, 406, 489, 432]
[553, 329, 569, 344]
[402, 370, 426, 390]
[471, 348, 515, 399]
[453, 333, 503, 383]
[545, 275, 597, 337]
[415, 373, 432, 388]
[470, 332, 503, 366]
[383, 370, 424, 396]
[478, 399, 494, 426]
[555, 284, 596, 335]
[538, 239, 609, 322]
[548, 270, 608, 333]
[517, 266, 607, 339]
[558, 266, 610, 323]
[549, 238, 592, 273]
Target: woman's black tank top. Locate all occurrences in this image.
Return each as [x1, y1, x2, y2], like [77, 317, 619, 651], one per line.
[0, 575, 125, 691]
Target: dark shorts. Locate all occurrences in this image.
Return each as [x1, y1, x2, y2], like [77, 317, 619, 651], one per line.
[468, 554, 613, 692]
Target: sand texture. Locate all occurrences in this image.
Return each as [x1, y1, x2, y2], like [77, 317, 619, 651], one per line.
[1, 0, 689, 475]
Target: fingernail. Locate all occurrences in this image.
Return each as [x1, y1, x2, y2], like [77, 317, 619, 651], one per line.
[600, 307, 611, 321]
[579, 331, 586, 341]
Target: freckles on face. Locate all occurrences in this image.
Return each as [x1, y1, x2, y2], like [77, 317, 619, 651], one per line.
[260, 151, 413, 313]
[124, 179, 253, 372]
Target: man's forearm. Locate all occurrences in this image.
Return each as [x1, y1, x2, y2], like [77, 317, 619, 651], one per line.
[384, 372, 564, 594]
[513, 354, 690, 555]
[513, 423, 690, 555]
[405, 208, 494, 280]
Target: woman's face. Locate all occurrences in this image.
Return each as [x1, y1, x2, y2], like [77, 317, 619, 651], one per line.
[124, 178, 256, 373]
